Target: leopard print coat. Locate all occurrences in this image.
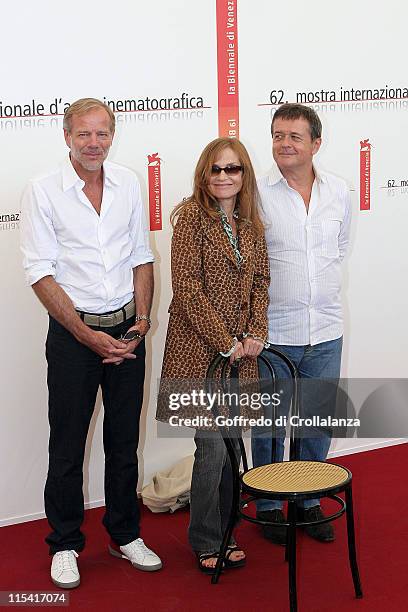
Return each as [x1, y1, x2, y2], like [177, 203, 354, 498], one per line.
[156, 200, 270, 427]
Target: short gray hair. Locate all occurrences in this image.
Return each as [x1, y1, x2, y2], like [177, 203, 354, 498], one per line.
[63, 98, 115, 133]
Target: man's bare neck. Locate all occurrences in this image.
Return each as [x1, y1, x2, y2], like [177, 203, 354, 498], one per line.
[279, 164, 315, 210]
[280, 165, 315, 191]
[70, 156, 103, 187]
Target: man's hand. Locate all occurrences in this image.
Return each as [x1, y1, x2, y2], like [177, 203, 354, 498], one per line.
[243, 336, 264, 359]
[84, 329, 141, 365]
[100, 321, 148, 365]
[82, 330, 131, 365]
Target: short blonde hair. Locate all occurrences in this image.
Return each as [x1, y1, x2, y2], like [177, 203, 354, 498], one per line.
[63, 98, 115, 133]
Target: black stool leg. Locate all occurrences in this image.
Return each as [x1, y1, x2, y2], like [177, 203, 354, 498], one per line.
[212, 437, 240, 584]
[345, 485, 363, 598]
[285, 514, 289, 562]
[212, 516, 235, 584]
[287, 501, 298, 612]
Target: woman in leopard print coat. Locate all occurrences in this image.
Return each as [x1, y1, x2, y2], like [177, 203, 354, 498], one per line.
[156, 137, 270, 572]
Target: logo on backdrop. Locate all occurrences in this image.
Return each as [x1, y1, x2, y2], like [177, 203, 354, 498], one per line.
[360, 139, 372, 211]
[0, 211, 20, 232]
[216, 0, 239, 138]
[147, 153, 162, 231]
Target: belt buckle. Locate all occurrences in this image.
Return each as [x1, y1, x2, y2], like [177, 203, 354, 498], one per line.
[100, 314, 114, 327]
[79, 301, 133, 327]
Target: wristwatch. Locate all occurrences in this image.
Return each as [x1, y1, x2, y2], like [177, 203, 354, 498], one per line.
[135, 314, 151, 327]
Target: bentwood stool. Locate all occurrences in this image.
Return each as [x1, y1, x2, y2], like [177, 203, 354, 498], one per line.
[206, 348, 363, 612]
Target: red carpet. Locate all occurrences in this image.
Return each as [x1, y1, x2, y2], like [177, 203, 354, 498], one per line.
[1, 444, 407, 611]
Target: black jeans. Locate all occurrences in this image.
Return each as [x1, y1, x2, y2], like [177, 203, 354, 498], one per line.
[44, 315, 145, 554]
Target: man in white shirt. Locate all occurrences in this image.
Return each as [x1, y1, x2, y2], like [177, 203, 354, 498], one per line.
[252, 103, 351, 544]
[20, 98, 162, 588]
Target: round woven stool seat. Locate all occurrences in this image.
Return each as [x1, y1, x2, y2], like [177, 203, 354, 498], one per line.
[242, 461, 350, 494]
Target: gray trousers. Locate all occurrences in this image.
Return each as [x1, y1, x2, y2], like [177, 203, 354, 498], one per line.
[188, 430, 239, 554]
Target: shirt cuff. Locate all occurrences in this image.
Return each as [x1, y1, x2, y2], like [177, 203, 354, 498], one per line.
[25, 265, 56, 286]
[130, 254, 155, 268]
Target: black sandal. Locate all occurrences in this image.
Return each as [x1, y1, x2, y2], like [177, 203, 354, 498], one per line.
[196, 552, 224, 575]
[224, 545, 246, 569]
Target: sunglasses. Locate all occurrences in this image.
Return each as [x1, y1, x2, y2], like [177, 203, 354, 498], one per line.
[211, 164, 243, 176]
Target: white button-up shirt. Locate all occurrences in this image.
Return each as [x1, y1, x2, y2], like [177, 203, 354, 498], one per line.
[258, 164, 351, 346]
[20, 157, 154, 313]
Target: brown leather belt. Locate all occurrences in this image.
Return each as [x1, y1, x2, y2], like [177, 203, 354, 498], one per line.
[76, 299, 135, 328]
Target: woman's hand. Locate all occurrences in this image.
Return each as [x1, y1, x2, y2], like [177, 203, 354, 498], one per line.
[243, 336, 264, 359]
[230, 340, 245, 364]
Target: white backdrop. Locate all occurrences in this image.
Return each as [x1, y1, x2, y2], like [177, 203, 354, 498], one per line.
[0, 0, 407, 526]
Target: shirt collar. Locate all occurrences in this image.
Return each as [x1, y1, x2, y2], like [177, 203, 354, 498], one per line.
[267, 163, 326, 186]
[61, 156, 120, 192]
[103, 162, 120, 187]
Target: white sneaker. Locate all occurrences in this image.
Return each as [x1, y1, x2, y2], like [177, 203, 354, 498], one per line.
[109, 538, 162, 572]
[51, 550, 80, 589]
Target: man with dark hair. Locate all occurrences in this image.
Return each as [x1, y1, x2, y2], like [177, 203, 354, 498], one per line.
[271, 102, 322, 141]
[252, 103, 352, 544]
[20, 98, 162, 588]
